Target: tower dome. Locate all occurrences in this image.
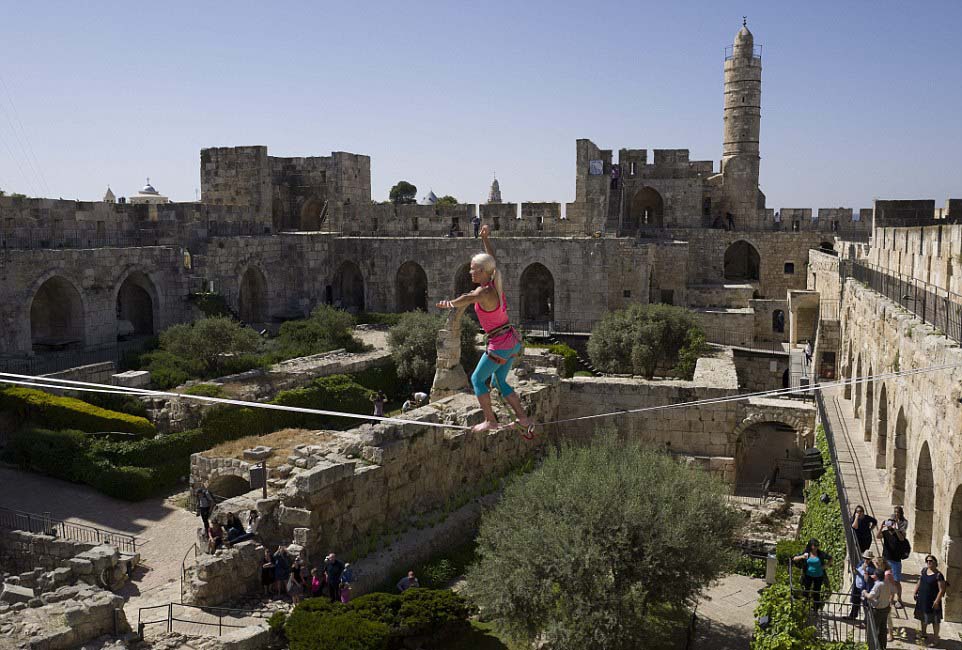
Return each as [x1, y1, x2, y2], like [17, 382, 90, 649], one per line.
[140, 178, 159, 195]
[487, 175, 502, 204]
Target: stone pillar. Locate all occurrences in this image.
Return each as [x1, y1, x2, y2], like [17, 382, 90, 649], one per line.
[431, 306, 470, 399]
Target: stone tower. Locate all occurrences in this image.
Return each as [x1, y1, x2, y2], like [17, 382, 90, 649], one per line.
[721, 20, 762, 227]
[487, 175, 502, 204]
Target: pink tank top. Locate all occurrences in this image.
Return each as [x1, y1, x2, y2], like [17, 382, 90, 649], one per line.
[474, 286, 517, 351]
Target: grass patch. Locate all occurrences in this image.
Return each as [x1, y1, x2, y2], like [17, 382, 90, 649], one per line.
[204, 429, 335, 467]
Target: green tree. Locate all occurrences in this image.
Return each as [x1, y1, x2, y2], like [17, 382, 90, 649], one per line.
[588, 303, 707, 379]
[152, 316, 261, 378]
[465, 437, 740, 650]
[274, 305, 363, 359]
[436, 195, 459, 206]
[387, 312, 480, 387]
[389, 181, 417, 205]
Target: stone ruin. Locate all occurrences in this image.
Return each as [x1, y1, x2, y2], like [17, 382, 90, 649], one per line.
[430, 305, 470, 399]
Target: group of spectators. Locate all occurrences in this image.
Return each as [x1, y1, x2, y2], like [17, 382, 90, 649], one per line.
[262, 548, 355, 604]
[793, 504, 948, 648]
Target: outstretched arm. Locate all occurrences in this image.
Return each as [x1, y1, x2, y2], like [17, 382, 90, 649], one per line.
[437, 286, 485, 310]
[480, 224, 495, 258]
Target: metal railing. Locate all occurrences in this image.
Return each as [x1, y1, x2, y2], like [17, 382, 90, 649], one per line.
[845, 259, 962, 344]
[0, 338, 155, 376]
[180, 542, 200, 604]
[0, 506, 137, 553]
[137, 602, 271, 639]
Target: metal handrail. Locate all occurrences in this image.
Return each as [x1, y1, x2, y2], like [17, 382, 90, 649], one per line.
[137, 601, 271, 639]
[180, 542, 200, 604]
[0, 506, 137, 553]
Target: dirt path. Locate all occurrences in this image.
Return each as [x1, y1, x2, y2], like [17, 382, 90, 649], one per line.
[0, 466, 198, 621]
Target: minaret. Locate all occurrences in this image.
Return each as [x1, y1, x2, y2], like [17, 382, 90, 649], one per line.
[487, 174, 502, 204]
[721, 18, 762, 226]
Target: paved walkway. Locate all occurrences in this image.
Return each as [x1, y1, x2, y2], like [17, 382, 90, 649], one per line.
[0, 465, 198, 621]
[823, 389, 962, 649]
[693, 573, 765, 649]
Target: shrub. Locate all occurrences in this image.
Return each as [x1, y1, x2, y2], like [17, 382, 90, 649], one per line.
[465, 436, 740, 650]
[527, 342, 578, 377]
[285, 610, 390, 650]
[141, 349, 202, 389]
[81, 392, 149, 418]
[356, 312, 403, 327]
[587, 304, 707, 379]
[5, 428, 90, 482]
[0, 387, 155, 436]
[348, 593, 402, 627]
[388, 312, 479, 387]
[183, 383, 225, 397]
[274, 305, 364, 359]
[189, 292, 232, 317]
[148, 317, 262, 383]
[397, 589, 470, 636]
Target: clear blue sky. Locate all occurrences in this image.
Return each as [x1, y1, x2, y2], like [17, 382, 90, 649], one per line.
[0, 1, 959, 209]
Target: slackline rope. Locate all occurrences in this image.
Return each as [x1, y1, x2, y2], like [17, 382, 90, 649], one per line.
[1, 361, 959, 432]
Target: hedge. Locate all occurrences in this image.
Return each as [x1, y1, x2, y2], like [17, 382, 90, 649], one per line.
[282, 589, 469, 650]
[750, 425, 856, 650]
[0, 387, 155, 437]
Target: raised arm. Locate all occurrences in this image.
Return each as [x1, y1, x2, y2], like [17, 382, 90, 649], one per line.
[480, 224, 495, 258]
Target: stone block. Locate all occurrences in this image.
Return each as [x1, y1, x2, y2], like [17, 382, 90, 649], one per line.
[111, 370, 150, 388]
[0, 583, 33, 603]
[291, 459, 356, 495]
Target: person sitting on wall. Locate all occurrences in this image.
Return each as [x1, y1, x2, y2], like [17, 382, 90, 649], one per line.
[207, 520, 225, 553]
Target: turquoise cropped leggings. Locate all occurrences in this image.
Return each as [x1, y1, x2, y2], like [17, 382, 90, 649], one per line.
[471, 341, 523, 397]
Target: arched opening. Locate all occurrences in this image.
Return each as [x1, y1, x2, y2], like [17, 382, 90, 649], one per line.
[853, 355, 863, 417]
[772, 309, 785, 333]
[454, 264, 478, 322]
[944, 486, 962, 621]
[208, 474, 254, 500]
[116, 271, 156, 338]
[332, 261, 365, 313]
[723, 240, 761, 281]
[781, 368, 790, 388]
[734, 421, 803, 495]
[876, 384, 888, 469]
[627, 187, 664, 230]
[843, 346, 853, 400]
[863, 368, 874, 442]
[30, 276, 85, 351]
[914, 442, 935, 553]
[820, 241, 835, 253]
[239, 266, 269, 323]
[396, 261, 428, 312]
[300, 196, 326, 231]
[520, 263, 555, 323]
[892, 406, 908, 504]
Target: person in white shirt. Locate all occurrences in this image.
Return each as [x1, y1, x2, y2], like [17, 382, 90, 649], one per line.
[863, 569, 895, 648]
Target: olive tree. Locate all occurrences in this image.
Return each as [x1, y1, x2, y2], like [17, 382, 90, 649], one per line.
[389, 181, 417, 205]
[388, 312, 480, 387]
[587, 303, 707, 378]
[465, 437, 740, 650]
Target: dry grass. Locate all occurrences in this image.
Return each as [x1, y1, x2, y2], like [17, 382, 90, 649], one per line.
[205, 428, 335, 467]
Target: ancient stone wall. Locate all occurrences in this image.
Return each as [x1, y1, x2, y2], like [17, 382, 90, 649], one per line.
[732, 349, 790, 392]
[839, 278, 962, 619]
[750, 298, 788, 344]
[868, 224, 962, 294]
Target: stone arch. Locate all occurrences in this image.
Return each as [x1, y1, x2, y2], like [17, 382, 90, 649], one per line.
[332, 260, 365, 313]
[29, 275, 86, 351]
[944, 486, 962, 622]
[300, 196, 326, 231]
[238, 265, 269, 323]
[627, 187, 664, 230]
[723, 240, 760, 281]
[115, 270, 158, 338]
[876, 384, 888, 469]
[208, 470, 253, 500]
[863, 366, 874, 442]
[772, 309, 785, 333]
[520, 263, 555, 323]
[843, 345, 854, 400]
[734, 420, 804, 490]
[914, 441, 935, 553]
[892, 406, 908, 504]
[853, 355, 863, 417]
[820, 241, 835, 253]
[454, 264, 477, 322]
[396, 261, 428, 312]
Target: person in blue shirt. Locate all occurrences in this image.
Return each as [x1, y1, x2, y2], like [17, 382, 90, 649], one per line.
[794, 538, 832, 611]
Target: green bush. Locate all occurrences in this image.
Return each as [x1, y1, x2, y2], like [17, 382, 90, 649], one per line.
[189, 292, 233, 317]
[348, 593, 402, 627]
[142, 349, 202, 389]
[145, 317, 263, 387]
[81, 392, 149, 418]
[88, 428, 208, 468]
[527, 342, 578, 377]
[5, 428, 90, 482]
[0, 387, 155, 436]
[183, 383, 225, 397]
[397, 589, 470, 636]
[285, 609, 390, 650]
[587, 304, 707, 379]
[356, 312, 403, 327]
[273, 305, 363, 359]
[388, 312, 479, 387]
[352, 361, 406, 400]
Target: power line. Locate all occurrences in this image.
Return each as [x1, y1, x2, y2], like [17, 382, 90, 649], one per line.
[0, 72, 51, 197]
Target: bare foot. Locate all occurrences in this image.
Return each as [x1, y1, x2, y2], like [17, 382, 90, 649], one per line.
[512, 417, 532, 429]
[472, 420, 500, 432]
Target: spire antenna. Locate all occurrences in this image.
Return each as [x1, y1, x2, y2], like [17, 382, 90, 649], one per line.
[743, 16, 747, 27]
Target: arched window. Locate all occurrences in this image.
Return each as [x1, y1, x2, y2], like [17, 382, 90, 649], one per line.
[396, 261, 428, 312]
[723, 240, 761, 281]
[116, 271, 157, 338]
[333, 261, 365, 313]
[520, 263, 555, 323]
[30, 276, 85, 351]
[627, 187, 665, 231]
[239, 266, 269, 323]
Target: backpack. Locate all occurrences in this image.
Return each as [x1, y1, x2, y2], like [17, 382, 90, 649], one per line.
[899, 536, 912, 560]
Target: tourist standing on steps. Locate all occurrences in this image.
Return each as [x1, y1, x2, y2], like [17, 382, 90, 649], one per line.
[863, 569, 895, 649]
[914, 554, 947, 646]
[273, 546, 290, 598]
[195, 484, 214, 534]
[260, 548, 275, 597]
[793, 538, 832, 611]
[852, 505, 878, 553]
[847, 549, 876, 620]
[436, 224, 532, 434]
[324, 553, 345, 602]
[879, 507, 910, 609]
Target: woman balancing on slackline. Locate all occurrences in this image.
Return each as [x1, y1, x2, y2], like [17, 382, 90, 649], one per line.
[436, 224, 533, 435]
